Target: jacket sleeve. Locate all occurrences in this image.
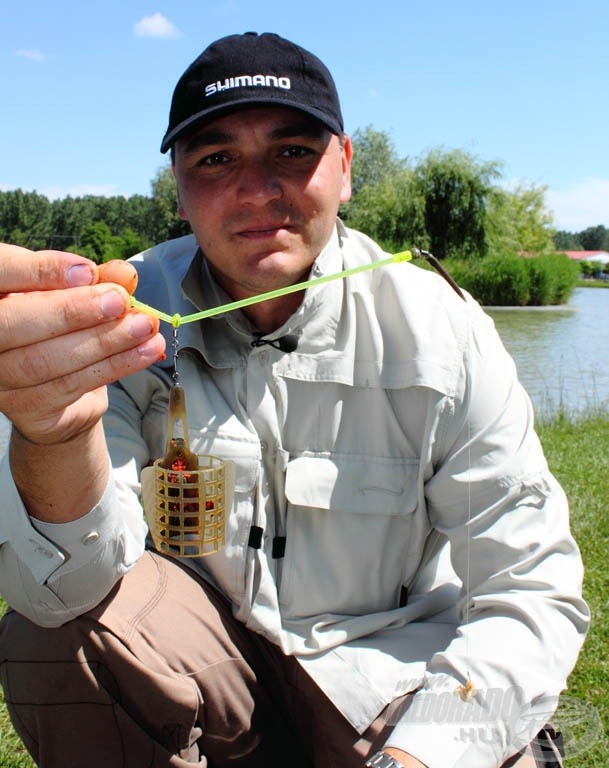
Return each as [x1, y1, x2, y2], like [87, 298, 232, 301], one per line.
[384, 301, 590, 767]
[0, 453, 146, 628]
[0, 240, 189, 629]
[0, 370, 167, 628]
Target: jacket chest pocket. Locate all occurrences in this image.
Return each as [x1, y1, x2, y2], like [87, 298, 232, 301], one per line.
[279, 454, 420, 619]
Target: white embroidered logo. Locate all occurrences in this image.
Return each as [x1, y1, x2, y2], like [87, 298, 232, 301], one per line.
[205, 75, 291, 97]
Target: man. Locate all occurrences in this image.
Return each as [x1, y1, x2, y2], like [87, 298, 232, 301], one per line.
[0, 32, 588, 768]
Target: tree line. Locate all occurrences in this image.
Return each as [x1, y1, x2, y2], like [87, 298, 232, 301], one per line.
[553, 225, 609, 252]
[340, 127, 603, 260]
[0, 126, 605, 263]
[0, 168, 190, 262]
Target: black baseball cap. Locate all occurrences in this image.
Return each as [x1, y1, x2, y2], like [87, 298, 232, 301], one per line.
[160, 32, 344, 153]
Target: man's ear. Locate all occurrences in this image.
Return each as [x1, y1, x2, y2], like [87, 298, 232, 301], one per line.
[340, 135, 353, 204]
[176, 193, 188, 221]
[172, 166, 188, 221]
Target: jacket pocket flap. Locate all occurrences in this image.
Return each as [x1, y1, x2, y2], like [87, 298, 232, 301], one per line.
[285, 454, 419, 516]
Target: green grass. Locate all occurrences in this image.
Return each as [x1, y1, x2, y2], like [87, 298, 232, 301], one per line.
[0, 696, 34, 768]
[577, 278, 609, 289]
[0, 415, 608, 766]
[536, 414, 609, 764]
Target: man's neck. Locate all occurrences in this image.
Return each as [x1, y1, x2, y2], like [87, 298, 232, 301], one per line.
[242, 290, 305, 334]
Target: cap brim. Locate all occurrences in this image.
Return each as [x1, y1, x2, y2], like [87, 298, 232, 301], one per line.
[161, 98, 343, 153]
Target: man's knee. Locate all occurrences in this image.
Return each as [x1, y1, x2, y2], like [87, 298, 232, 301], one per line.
[0, 557, 280, 766]
[0, 601, 227, 766]
[0, 607, 133, 764]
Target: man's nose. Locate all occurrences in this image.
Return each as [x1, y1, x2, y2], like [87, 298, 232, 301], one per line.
[236, 160, 282, 205]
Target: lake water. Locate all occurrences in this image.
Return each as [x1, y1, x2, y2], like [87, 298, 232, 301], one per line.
[487, 287, 609, 417]
[0, 288, 607, 458]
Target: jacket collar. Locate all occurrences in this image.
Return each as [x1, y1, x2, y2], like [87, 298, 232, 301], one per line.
[177, 223, 345, 369]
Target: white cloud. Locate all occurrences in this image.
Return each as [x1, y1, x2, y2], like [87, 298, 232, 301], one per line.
[16, 48, 46, 62]
[134, 12, 180, 39]
[546, 178, 609, 232]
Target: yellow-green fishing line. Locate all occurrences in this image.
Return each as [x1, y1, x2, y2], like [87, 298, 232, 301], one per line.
[130, 250, 413, 327]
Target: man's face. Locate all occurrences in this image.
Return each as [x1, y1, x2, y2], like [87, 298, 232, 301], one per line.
[173, 106, 352, 301]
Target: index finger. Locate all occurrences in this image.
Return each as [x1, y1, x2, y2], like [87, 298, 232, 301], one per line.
[95, 260, 139, 295]
[0, 243, 97, 293]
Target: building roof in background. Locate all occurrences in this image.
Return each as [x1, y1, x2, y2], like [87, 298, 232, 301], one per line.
[564, 250, 609, 262]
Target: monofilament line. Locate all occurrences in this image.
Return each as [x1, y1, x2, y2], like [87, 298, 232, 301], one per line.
[130, 251, 414, 327]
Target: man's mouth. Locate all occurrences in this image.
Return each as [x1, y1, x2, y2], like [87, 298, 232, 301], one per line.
[236, 221, 293, 239]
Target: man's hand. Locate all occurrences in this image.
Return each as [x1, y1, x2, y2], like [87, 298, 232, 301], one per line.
[0, 244, 164, 445]
[0, 244, 165, 521]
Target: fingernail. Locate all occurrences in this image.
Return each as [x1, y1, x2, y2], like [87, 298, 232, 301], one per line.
[137, 338, 162, 357]
[101, 291, 127, 319]
[128, 313, 154, 339]
[66, 263, 95, 287]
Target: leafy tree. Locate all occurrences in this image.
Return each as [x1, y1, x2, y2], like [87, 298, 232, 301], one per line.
[579, 224, 609, 251]
[122, 194, 158, 245]
[553, 230, 582, 250]
[343, 131, 555, 259]
[0, 189, 52, 249]
[487, 184, 555, 254]
[342, 127, 421, 252]
[49, 195, 97, 250]
[412, 148, 502, 260]
[66, 222, 149, 263]
[510, 183, 555, 253]
[111, 228, 149, 260]
[69, 221, 114, 263]
[342, 169, 425, 253]
[150, 164, 191, 242]
[485, 188, 520, 254]
[348, 126, 408, 195]
[0, 190, 21, 243]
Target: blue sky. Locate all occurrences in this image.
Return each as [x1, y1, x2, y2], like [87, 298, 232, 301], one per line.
[1, 0, 608, 232]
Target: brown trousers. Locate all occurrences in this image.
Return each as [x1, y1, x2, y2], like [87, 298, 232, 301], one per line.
[0, 551, 562, 768]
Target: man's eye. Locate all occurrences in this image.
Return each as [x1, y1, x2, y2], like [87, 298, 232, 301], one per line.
[199, 152, 230, 166]
[281, 145, 315, 159]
